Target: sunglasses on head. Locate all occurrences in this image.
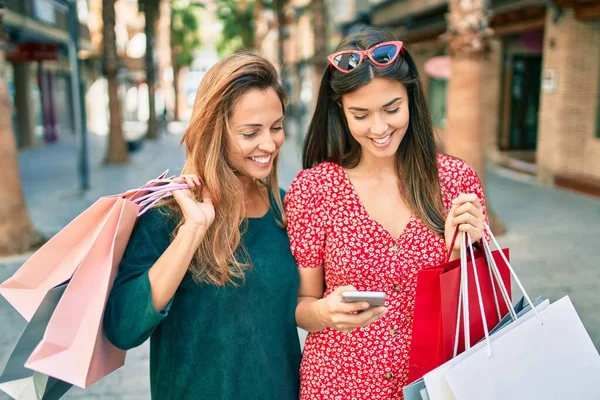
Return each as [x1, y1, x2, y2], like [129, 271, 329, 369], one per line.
[327, 41, 405, 74]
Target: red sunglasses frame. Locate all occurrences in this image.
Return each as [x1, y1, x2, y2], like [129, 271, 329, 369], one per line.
[327, 41, 405, 74]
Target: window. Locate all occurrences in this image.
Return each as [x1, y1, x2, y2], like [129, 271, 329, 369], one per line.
[428, 78, 447, 128]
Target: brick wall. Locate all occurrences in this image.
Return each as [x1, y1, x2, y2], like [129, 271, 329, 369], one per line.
[537, 10, 600, 183]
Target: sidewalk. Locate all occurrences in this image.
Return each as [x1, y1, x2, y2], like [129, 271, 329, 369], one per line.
[1, 125, 599, 399]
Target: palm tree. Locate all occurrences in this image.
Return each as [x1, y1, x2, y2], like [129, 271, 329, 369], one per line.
[311, 0, 328, 77]
[443, 0, 505, 233]
[0, 1, 42, 255]
[141, 0, 160, 139]
[103, 0, 129, 164]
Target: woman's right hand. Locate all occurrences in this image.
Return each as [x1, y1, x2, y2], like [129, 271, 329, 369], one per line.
[317, 286, 387, 334]
[171, 174, 215, 232]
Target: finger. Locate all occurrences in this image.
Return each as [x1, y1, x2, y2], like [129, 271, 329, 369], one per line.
[201, 187, 213, 205]
[185, 176, 196, 189]
[357, 307, 387, 325]
[337, 301, 370, 314]
[173, 177, 186, 184]
[452, 212, 480, 227]
[335, 285, 357, 294]
[452, 193, 479, 207]
[454, 202, 480, 218]
[193, 175, 202, 186]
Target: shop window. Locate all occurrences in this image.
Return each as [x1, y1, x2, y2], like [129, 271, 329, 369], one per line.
[429, 78, 447, 128]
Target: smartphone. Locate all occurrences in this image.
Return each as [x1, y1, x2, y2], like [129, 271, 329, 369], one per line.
[341, 291, 387, 307]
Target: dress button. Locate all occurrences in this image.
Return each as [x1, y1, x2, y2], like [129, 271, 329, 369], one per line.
[390, 243, 399, 252]
[384, 372, 393, 380]
[394, 285, 401, 292]
[389, 328, 397, 336]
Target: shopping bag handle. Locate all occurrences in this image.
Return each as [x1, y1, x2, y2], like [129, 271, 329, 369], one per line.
[453, 225, 543, 359]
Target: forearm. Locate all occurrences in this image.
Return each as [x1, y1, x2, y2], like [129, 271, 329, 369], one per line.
[296, 296, 328, 333]
[148, 224, 206, 310]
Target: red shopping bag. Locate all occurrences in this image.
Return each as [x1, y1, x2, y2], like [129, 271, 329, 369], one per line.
[407, 231, 512, 383]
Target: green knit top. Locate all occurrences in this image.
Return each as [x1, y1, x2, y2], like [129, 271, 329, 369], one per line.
[103, 190, 301, 399]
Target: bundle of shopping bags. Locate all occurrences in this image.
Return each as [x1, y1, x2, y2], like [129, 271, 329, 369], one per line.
[403, 224, 600, 399]
[0, 172, 188, 399]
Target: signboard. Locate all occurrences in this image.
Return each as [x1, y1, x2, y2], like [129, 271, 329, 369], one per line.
[6, 43, 60, 62]
[541, 69, 558, 93]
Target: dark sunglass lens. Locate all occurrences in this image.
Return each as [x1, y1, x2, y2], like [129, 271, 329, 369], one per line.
[371, 45, 398, 64]
[333, 52, 361, 71]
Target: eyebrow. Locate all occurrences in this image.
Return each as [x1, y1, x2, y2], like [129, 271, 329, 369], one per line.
[348, 97, 402, 112]
[237, 115, 284, 128]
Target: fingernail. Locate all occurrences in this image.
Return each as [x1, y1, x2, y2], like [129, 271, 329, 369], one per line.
[362, 303, 369, 310]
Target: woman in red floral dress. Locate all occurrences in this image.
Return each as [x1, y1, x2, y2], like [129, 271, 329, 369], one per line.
[285, 28, 489, 399]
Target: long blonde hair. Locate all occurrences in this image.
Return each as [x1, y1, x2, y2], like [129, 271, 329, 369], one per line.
[164, 52, 287, 286]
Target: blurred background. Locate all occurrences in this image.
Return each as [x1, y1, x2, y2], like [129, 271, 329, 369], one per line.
[0, 0, 599, 398]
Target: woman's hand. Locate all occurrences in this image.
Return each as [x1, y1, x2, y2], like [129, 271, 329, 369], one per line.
[172, 175, 215, 232]
[445, 193, 485, 255]
[316, 286, 387, 334]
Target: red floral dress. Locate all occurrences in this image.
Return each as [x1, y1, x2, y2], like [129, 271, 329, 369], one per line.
[284, 154, 487, 400]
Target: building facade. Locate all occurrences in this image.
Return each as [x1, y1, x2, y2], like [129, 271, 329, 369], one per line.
[370, 0, 600, 195]
[4, 0, 92, 148]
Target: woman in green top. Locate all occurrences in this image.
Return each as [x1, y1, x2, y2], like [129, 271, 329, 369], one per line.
[103, 52, 301, 400]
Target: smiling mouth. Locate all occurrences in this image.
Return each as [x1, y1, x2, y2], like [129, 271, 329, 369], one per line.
[369, 130, 395, 145]
[248, 155, 272, 165]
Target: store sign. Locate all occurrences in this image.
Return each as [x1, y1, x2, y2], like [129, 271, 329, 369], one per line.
[541, 69, 558, 93]
[6, 43, 59, 62]
[34, 0, 57, 25]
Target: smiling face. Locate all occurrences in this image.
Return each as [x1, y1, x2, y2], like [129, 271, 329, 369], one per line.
[340, 77, 410, 163]
[226, 87, 285, 180]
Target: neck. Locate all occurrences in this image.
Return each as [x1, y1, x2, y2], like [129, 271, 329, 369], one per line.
[355, 152, 397, 177]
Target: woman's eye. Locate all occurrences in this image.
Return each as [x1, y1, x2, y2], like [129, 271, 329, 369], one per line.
[242, 132, 258, 138]
[271, 126, 283, 131]
[353, 114, 368, 121]
[385, 107, 400, 114]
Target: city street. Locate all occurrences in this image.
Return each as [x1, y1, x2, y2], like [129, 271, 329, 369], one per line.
[1, 126, 599, 399]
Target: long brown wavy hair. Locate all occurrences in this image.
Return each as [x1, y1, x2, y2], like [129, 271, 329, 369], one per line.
[163, 52, 287, 286]
[303, 28, 446, 237]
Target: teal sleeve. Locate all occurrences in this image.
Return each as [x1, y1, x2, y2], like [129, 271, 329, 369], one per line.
[104, 210, 174, 350]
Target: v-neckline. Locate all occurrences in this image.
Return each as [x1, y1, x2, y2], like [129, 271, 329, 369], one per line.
[337, 164, 415, 242]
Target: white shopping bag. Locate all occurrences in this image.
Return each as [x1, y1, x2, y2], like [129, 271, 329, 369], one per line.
[423, 225, 600, 400]
[445, 296, 600, 400]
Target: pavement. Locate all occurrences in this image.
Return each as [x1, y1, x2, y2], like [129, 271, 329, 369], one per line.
[0, 122, 599, 399]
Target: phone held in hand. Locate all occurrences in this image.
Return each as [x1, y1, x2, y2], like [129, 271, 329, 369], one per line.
[341, 291, 386, 307]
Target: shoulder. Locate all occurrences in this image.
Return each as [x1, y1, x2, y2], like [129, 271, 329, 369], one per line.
[437, 154, 480, 188]
[286, 162, 340, 198]
[135, 205, 180, 235]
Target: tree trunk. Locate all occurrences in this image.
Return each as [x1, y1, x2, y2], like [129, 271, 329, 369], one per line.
[144, 0, 159, 139]
[275, 0, 286, 77]
[311, 0, 328, 74]
[173, 63, 180, 121]
[0, 3, 42, 255]
[443, 0, 505, 234]
[103, 0, 129, 164]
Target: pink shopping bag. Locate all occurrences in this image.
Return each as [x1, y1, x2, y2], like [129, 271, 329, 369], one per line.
[0, 172, 188, 388]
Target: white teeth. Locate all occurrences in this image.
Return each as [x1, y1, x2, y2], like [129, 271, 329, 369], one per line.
[372, 134, 391, 144]
[250, 155, 271, 164]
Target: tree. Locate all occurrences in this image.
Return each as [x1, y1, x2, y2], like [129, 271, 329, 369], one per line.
[215, 0, 255, 56]
[442, 0, 505, 234]
[0, 1, 43, 255]
[171, 1, 202, 121]
[311, 0, 328, 76]
[103, 0, 129, 164]
[141, 0, 160, 139]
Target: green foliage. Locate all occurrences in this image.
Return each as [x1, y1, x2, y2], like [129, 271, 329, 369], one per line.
[215, 0, 256, 56]
[171, 1, 202, 69]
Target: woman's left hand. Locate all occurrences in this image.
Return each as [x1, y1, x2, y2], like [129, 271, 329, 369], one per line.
[444, 193, 485, 254]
